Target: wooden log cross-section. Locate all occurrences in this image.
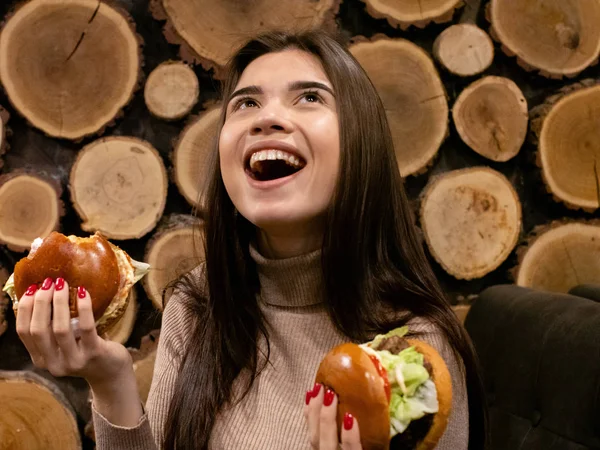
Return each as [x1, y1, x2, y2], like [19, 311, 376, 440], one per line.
[0, 172, 64, 252]
[433, 24, 494, 77]
[144, 61, 199, 121]
[0, 370, 81, 450]
[103, 287, 138, 345]
[420, 167, 522, 280]
[173, 107, 221, 209]
[0, 0, 142, 140]
[453, 76, 528, 162]
[487, 0, 600, 78]
[144, 214, 204, 311]
[150, 0, 340, 78]
[530, 79, 600, 212]
[350, 37, 448, 177]
[70, 137, 168, 240]
[514, 221, 600, 294]
[361, 0, 463, 30]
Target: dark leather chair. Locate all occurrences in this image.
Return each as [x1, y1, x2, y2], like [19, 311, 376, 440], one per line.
[464, 284, 600, 450]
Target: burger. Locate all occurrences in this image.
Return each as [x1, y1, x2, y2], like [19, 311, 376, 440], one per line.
[315, 327, 452, 450]
[2, 231, 149, 336]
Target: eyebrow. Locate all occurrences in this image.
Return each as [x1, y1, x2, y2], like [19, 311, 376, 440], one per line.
[228, 81, 335, 104]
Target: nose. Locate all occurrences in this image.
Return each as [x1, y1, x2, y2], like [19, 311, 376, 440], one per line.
[249, 108, 294, 136]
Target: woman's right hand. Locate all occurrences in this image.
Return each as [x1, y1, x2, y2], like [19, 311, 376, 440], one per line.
[15, 277, 132, 387]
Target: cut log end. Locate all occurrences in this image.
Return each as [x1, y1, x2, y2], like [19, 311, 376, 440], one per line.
[70, 137, 168, 240]
[173, 107, 221, 209]
[532, 80, 600, 212]
[420, 167, 522, 279]
[152, 0, 341, 79]
[0, 0, 142, 140]
[488, 0, 600, 78]
[433, 24, 494, 76]
[515, 221, 600, 294]
[350, 37, 448, 177]
[0, 172, 63, 252]
[453, 76, 528, 162]
[362, 0, 463, 29]
[144, 61, 199, 121]
[129, 330, 160, 404]
[143, 214, 204, 311]
[102, 287, 138, 345]
[0, 370, 81, 450]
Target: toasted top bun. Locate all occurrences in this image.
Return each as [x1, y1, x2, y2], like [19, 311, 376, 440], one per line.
[315, 339, 453, 450]
[315, 343, 390, 450]
[406, 339, 453, 450]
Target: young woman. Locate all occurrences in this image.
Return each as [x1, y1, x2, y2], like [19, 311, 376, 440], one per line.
[15, 30, 487, 450]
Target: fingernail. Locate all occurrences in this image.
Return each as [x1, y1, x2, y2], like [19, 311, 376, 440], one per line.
[55, 278, 65, 291]
[344, 412, 354, 430]
[25, 284, 37, 296]
[305, 391, 312, 405]
[77, 286, 86, 299]
[311, 383, 322, 397]
[41, 277, 53, 290]
[323, 389, 335, 407]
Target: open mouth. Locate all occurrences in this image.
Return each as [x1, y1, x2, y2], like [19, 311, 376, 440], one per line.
[246, 149, 306, 182]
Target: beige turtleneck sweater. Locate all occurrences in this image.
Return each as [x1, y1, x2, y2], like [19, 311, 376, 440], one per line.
[92, 246, 469, 449]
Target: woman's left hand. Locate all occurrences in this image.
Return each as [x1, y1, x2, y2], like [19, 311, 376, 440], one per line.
[304, 383, 363, 450]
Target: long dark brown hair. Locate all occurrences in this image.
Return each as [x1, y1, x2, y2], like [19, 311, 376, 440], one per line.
[164, 30, 488, 450]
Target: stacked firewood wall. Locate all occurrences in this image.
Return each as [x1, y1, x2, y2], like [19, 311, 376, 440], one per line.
[0, 0, 599, 448]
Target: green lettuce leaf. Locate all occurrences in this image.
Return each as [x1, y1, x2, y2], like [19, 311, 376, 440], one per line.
[368, 326, 409, 349]
[2, 273, 17, 305]
[131, 259, 150, 284]
[389, 379, 439, 434]
[365, 329, 440, 437]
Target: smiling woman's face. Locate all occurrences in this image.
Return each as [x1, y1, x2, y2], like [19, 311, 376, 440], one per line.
[219, 49, 340, 239]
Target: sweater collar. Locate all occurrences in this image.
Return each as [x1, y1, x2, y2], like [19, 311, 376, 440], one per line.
[249, 242, 324, 307]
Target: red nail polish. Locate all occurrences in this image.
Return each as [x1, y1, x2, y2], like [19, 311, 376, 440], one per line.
[25, 284, 37, 296]
[55, 278, 65, 291]
[311, 383, 321, 397]
[344, 412, 354, 430]
[305, 391, 312, 405]
[323, 389, 335, 407]
[41, 277, 53, 290]
[77, 286, 86, 299]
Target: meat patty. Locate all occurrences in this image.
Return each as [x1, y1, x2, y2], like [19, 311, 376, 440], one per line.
[373, 335, 433, 377]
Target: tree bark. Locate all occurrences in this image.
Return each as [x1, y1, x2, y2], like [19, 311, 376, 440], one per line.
[0, 370, 81, 449]
[70, 136, 168, 240]
[452, 76, 528, 162]
[514, 220, 600, 294]
[349, 36, 448, 177]
[143, 214, 204, 311]
[0, 264, 9, 337]
[433, 24, 494, 76]
[361, 0, 463, 30]
[0, 105, 10, 169]
[530, 79, 600, 212]
[0, 0, 143, 140]
[486, 0, 600, 79]
[420, 167, 522, 280]
[0, 171, 64, 252]
[144, 61, 199, 121]
[149, 0, 341, 79]
[172, 106, 221, 209]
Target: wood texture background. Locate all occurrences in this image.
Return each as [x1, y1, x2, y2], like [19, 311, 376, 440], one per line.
[0, 1, 598, 447]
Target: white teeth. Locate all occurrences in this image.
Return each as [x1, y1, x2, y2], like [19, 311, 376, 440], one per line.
[249, 149, 306, 172]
